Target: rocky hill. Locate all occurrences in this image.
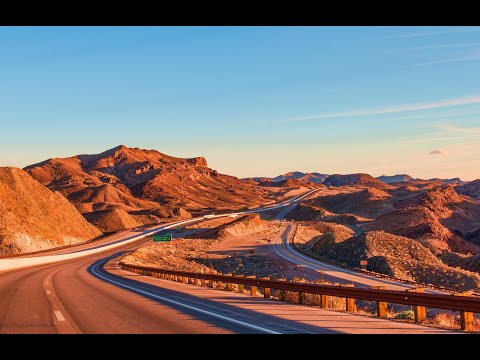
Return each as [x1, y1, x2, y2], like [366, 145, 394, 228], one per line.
[82, 208, 139, 233]
[456, 180, 480, 200]
[25, 145, 275, 228]
[293, 188, 394, 220]
[307, 231, 480, 292]
[193, 214, 268, 239]
[272, 171, 329, 184]
[377, 174, 413, 184]
[324, 173, 393, 189]
[364, 186, 480, 254]
[0, 167, 101, 255]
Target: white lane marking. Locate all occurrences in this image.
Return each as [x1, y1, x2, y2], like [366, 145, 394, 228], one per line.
[46, 290, 52, 295]
[91, 261, 281, 334]
[54, 311, 66, 322]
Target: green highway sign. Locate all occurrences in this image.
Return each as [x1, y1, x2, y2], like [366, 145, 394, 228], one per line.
[153, 233, 172, 242]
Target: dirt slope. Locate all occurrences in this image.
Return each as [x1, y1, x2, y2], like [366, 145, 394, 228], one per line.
[193, 214, 268, 239]
[82, 209, 139, 233]
[0, 167, 101, 255]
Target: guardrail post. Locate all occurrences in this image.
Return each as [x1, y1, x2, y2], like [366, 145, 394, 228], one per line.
[342, 284, 356, 312]
[217, 273, 224, 290]
[320, 294, 329, 309]
[278, 278, 287, 301]
[178, 275, 183, 282]
[226, 273, 233, 291]
[183, 275, 189, 284]
[247, 275, 257, 296]
[201, 278, 206, 287]
[237, 275, 245, 293]
[208, 270, 217, 288]
[406, 288, 426, 322]
[461, 311, 474, 332]
[261, 277, 271, 298]
[297, 291, 304, 305]
[455, 292, 474, 331]
[371, 286, 388, 318]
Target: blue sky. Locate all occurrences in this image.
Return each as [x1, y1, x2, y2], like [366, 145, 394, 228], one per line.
[0, 26, 479, 180]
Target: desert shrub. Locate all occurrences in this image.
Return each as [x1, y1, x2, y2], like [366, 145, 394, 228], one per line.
[395, 310, 415, 320]
[432, 313, 459, 328]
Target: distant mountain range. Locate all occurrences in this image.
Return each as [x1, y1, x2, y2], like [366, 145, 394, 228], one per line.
[247, 171, 329, 184]
[249, 172, 465, 186]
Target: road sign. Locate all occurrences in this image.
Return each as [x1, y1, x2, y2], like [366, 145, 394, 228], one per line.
[153, 233, 172, 242]
[360, 260, 368, 266]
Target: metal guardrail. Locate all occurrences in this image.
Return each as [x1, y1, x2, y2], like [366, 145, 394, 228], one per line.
[120, 262, 480, 331]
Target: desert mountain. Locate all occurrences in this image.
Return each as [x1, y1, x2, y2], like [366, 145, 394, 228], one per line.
[272, 171, 329, 184]
[311, 231, 480, 292]
[377, 174, 413, 184]
[0, 167, 101, 255]
[323, 173, 393, 189]
[25, 145, 275, 225]
[456, 179, 480, 200]
[364, 186, 480, 254]
[428, 177, 464, 185]
[259, 178, 326, 189]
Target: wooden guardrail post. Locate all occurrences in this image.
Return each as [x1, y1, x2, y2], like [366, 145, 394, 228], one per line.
[247, 275, 257, 296]
[297, 291, 304, 304]
[226, 273, 233, 291]
[209, 270, 217, 288]
[314, 280, 328, 308]
[455, 292, 474, 331]
[406, 288, 426, 322]
[461, 311, 474, 332]
[278, 278, 287, 300]
[262, 277, 271, 298]
[297, 279, 307, 304]
[342, 284, 356, 312]
[217, 273, 224, 290]
[371, 286, 388, 318]
[201, 277, 206, 287]
[237, 275, 245, 293]
[234, 275, 244, 294]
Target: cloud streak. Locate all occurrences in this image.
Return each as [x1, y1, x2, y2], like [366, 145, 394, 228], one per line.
[288, 95, 480, 122]
[413, 52, 480, 67]
[387, 42, 480, 53]
[429, 149, 448, 156]
[382, 27, 480, 39]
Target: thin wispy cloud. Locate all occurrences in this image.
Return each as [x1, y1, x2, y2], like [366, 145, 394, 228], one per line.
[382, 27, 480, 39]
[413, 52, 480, 67]
[288, 95, 480, 122]
[386, 43, 480, 54]
[429, 149, 448, 156]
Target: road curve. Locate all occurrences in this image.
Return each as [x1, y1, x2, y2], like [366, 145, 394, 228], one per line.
[0, 188, 450, 333]
[269, 223, 447, 293]
[0, 189, 319, 334]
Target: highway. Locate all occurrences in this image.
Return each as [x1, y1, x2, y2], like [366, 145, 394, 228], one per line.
[0, 188, 451, 333]
[268, 201, 448, 293]
[268, 223, 419, 291]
